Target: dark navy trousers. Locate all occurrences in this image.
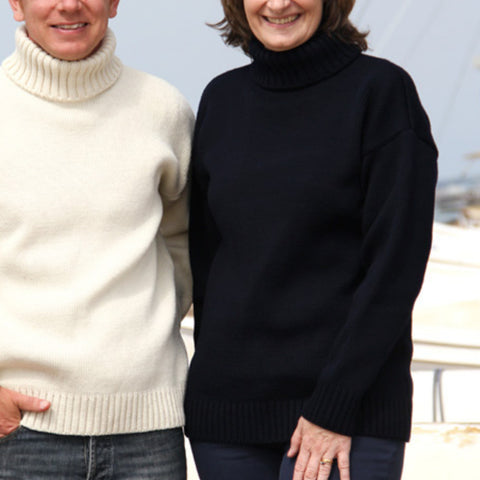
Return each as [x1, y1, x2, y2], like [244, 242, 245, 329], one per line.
[191, 436, 405, 480]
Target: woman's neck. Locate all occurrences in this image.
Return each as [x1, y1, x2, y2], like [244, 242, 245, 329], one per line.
[249, 32, 361, 90]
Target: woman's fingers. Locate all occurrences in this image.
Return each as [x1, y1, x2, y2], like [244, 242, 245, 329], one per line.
[288, 425, 302, 457]
[292, 445, 311, 480]
[303, 453, 322, 480]
[317, 451, 335, 480]
[289, 417, 352, 480]
[336, 450, 351, 480]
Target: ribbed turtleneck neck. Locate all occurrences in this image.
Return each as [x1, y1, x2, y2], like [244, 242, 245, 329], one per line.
[2, 26, 122, 102]
[249, 33, 361, 90]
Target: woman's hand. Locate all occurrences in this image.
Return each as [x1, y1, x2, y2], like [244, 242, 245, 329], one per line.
[287, 416, 351, 480]
[0, 386, 50, 438]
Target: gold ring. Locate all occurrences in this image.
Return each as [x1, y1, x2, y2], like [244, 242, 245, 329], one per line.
[320, 459, 333, 465]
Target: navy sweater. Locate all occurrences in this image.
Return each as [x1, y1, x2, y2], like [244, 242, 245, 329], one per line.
[185, 33, 438, 444]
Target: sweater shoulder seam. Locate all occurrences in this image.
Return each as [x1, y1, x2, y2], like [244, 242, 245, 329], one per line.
[363, 128, 437, 158]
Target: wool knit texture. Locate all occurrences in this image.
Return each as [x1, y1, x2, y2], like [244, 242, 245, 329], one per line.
[185, 33, 438, 444]
[0, 27, 194, 436]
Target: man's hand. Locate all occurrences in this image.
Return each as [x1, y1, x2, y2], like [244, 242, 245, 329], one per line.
[0, 386, 50, 438]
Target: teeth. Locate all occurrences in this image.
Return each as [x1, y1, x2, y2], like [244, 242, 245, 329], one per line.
[54, 23, 87, 30]
[267, 15, 299, 25]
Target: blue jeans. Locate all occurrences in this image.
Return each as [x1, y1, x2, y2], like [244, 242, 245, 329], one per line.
[191, 436, 405, 480]
[0, 426, 186, 479]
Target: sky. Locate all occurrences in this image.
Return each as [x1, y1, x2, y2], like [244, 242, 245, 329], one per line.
[1, 0, 480, 181]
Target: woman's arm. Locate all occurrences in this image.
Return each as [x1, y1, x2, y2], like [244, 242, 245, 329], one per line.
[290, 129, 437, 480]
[302, 128, 437, 434]
[301, 64, 438, 436]
[188, 89, 221, 341]
[189, 161, 221, 341]
[290, 68, 437, 480]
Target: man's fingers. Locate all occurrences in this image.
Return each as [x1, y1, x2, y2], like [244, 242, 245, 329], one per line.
[0, 388, 49, 437]
[10, 391, 50, 413]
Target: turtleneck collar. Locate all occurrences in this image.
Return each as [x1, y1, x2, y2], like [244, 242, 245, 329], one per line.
[2, 26, 122, 103]
[249, 32, 361, 90]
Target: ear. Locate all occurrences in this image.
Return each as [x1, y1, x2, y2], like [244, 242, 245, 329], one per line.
[109, 0, 120, 19]
[8, 0, 25, 22]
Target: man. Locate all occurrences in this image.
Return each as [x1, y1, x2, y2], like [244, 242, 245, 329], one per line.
[0, 1, 193, 478]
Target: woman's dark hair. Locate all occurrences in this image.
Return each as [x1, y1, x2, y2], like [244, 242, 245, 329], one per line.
[212, 0, 368, 54]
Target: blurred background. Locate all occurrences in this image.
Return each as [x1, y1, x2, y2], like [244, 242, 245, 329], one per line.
[1, 0, 479, 478]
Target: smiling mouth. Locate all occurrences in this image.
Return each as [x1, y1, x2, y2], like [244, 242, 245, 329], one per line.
[265, 15, 300, 25]
[52, 23, 88, 30]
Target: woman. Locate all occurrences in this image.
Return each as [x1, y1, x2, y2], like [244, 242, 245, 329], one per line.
[0, 1, 193, 478]
[186, 1, 437, 479]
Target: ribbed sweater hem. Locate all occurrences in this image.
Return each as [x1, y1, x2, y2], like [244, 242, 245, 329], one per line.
[14, 386, 185, 436]
[185, 396, 304, 444]
[185, 395, 412, 443]
[356, 396, 412, 442]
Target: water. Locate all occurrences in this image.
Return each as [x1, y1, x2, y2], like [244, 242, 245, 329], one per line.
[435, 175, 480, 224]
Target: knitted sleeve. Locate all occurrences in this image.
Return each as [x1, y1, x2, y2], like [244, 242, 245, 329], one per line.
[189, 88, 221, 342]
[301, 68, 438, 436]
[159, 95, 195, 319]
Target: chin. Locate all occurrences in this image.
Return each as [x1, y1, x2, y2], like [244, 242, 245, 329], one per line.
[267, 42, 297, 52]
[50, 47, 92, 61]
[264, 35, 302, 52]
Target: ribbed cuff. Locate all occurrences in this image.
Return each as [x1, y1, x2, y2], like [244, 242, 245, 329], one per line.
[302, 382, 412, 441]
[17, 386, 185, 436]
[301, 383, 360, 436]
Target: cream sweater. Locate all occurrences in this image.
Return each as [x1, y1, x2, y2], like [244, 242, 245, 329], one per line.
[0, 27, 194, 435]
